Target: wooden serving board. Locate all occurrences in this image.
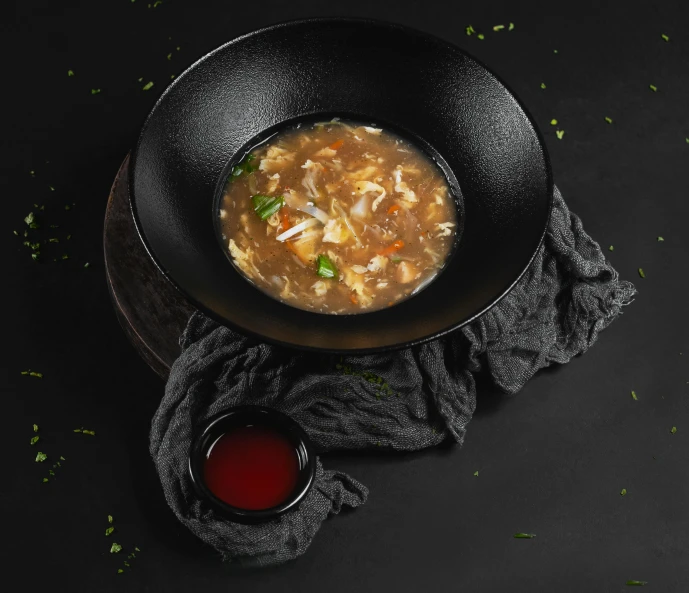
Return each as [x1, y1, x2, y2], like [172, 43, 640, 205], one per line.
[103, 155, 195, 379]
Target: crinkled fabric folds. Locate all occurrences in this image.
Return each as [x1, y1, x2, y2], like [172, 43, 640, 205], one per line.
[150, 186, 635, 566]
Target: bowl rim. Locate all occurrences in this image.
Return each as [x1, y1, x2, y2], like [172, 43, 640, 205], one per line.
[188, 405, 317, 524]
[129, 17, 554, 353]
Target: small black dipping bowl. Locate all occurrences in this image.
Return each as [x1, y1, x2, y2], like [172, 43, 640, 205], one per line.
[131, 18, 553, 352]
[188, 406, 316, 524]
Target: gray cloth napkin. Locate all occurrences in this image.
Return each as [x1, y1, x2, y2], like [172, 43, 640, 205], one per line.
[150, 186, 636, 566]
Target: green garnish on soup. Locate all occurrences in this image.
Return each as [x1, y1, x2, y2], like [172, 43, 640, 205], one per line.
[316, 254, 338, 279]
[251, 195, 284, 221]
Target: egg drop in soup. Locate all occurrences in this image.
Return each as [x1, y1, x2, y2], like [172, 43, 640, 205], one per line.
[219, 119, 458, 314]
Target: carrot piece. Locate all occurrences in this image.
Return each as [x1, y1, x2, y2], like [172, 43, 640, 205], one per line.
[387, 204, 401, 215]
[349, 293, 358, 305]
[329, 139, 344, 150]
[281, 211, 290, 231]
[378, 239, 405, 257]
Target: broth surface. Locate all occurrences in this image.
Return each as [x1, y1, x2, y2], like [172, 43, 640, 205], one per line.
[219, 119, 457, 314]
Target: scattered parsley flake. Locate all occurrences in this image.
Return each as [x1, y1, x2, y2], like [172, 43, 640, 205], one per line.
[138, 77, 143, 82]
[49, 185, 55, 191]
[605, 116, 613, 124]
[91, 88, 101, 95]
[30, 435, 40, 445]
[609, 245, 614, 251]
[170, 75, 175, 79]
[649, 84, 657, 92]
[176, 46, 180, 51]
[153, 0, 163, 6]
[465, 25, 475, 36]
[43, 478, 49, 483]
[123, 561, 130, 567]
[142, 81, 154, 91]
[657, 236, 664, 241]
[670, 426, 677, 434]
[64, 205, 71, 210]
[49, 238, 59, 243]
[84, 262, 90, 268]
[513, 533, 536, 539]
[508, 22, 514, 31]
[67, 69, 75, 77]
[493, 24, 505, 31]
[73, 428, 82, 433]
[108, 515, 113, 524]
[21, 370, 43, 378]
[638, 268, 645, 278]
[24, 212, 36, 227]
[685, 138, 689, 144]
[167, 52, 172, 60]
[631, 390, 638, 401]
[105, 527, 115, 536]
[550, 119, 558, 125]
[48, 469, 55, 476]
[620, 488, 627, 496]
[477, 33, 485, 40]
[135, 547, 141, 552]
[35, 452, 47, 463]
[81, 429, 96, 436]
[31, 253, 40, 261]
[61, 254, 69, 260]
[13, 230, 18, 236]
[626, 580, 648, 586]
[117, 569, 124, 574]
[110, 543, 123, 554]
[661, 33, 669, 42]
[556, 130, 565, 140]
[553, 49, 558, 53]
[33, 424, 38, 432]
[540, 82, 546, 89]
[473, 470, 479, 477]
[60, 456, 65, 461]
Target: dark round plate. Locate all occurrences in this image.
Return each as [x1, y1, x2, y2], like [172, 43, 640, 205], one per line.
[130, 18, 553, 353]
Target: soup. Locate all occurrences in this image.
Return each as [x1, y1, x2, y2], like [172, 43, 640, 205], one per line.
[218, 119, 458, 314]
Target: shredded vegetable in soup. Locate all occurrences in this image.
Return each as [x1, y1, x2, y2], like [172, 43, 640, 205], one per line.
[219, 119, 458, 313]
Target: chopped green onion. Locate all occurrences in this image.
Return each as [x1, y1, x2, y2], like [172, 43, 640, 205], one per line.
[550, 119, 558, 125]
[167, 53, 172, 60]
[91, 89, 101, 95]
[465, 25, 475, 35]
[540, 82, 546, 89]
[556, 130, 565, 140]
[508, 22, 515, 31]
[105, 527, 115, 536]
[391, 256, 402, 263]
[251, 194, 284, 220]
[493, 25, 504, 31]
[42, 478, 49, 483]
[60, 456, 66, 460]
[108, 515, 113, 523]
[316, 254, 338, 279]
[231, 154, 257, 179]
[626, 580, 648, 586]
[138, 77, 143, 82]
[649, 84, 657, 92]
[135, 547, 141, 552]
[609, 245, 614, 251]
[638, 268, 645, 278]
[671, 426, 677, 434]
[84, 262, 90, 268]
[631, 390, 638, 400]
[117, 569, 124, 574]
[33, 424, 38, 432]
[35, 452, 47, 463]
[553, 49, 558, 53]
[661, 33, 669, 42]
[67, 70, 74, 77]
[477, 33, 485, 40]
[142, 81, 154, 91]
[176, 46, 180, 51]
[513, 533, 536, 539]
[605, 116, 613, 124]
[110, 543, 122, 554]
[657, 236, 664, 241]
[473, 470, 479, 477]
[30, 436, 40, 445]
[620, 488, 627, 496]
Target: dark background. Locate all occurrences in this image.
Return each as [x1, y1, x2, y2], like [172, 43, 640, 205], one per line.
[3, 0, 688, 591]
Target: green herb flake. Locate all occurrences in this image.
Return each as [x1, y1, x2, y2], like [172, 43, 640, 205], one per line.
[620, 488, 627, 496]
[84, 262, 90, 269]
[49, 238, 59, 243]
[608, 245, 614, 251]
[508, 22, 515, 31]
[153, 0, 163, 6]
[686, 138, 689, 144]
[110, 543, 123, 554]
[631, 390, 638, 401]
[605, 116, 613, 124]
[105, 527, 115, 536]
[123, 561, 130, 567]
[60, 456, 65, 460]
[31, 253, 40, 261]
[65, 205, 71, 211]
[30, 435, 40, 445]
[556, 130, 565, 140]
[540, 82, 546, 89]
[513, 533, 536, 539]
[657, 236, 664, 241]
[550, 119, 558, 126]
[553, 49, 558, 53]
[91, 88, 101, 95]
[626, 580, 648, 586]
[35, 452, 47, 463]
[138, 77, 143, 82]
[661, 33, 669, 42]
[649, 84, 657, 92]
[108, 515, 113, 524]
[316, 254, 338, 279]
[13, 230, 18, 236]
[671, 426, 677, 434]
[638, 268, 645, 278]
[142, 81, 154, 91]
[33, 424, 39, 432]
[473, 470, 479, 477]
[21, 370, 43, 378]
[176, 46, 180, 51]
[251, 194, 284, 220]
[24, 212, 36, 227]
[61, 254, 69, 260]
[477, 33, 485, 40]
[49, 185, 55, 191]
[465, 25, 475, 36]
[42, 478, 49, 483]
[493, 24, 505, 31]
[48, 469, 55, 476]
[117, 569, 124, 574]
[82, 429, 96, 436]
[135, 547, 141, 552]
[231, 153, 257, 179]
[167, 53, 172, 60]
[73, 428, 82, 433]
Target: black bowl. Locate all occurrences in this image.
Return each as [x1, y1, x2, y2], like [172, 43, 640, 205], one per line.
[131, 18, 552, 353]
[188, 406, 316, 524]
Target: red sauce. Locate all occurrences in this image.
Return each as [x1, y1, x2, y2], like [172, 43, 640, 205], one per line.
[203, 424, 300, 511]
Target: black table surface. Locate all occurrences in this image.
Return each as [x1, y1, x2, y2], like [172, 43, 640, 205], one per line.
[3, 1, 688, 591]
